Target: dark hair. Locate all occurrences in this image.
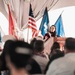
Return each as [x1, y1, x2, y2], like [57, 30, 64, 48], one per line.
[0, 40, 14, 71]
[51, 42, 60, 53]
[64, 37, 75, 51]
[26, 59, 42, 74]
[50, 25, 56, 30]
[5, 40, 33, 69]
[30, 38, 37, 50]
[49, 25, 56, 37]
[34, 40, 44, 52]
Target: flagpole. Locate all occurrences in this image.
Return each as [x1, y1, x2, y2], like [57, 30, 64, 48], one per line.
[27, 28, 29, 43]
[54, 10, 64, 24]
[61, 10, 64, 15]
[61, 10, 65, 36]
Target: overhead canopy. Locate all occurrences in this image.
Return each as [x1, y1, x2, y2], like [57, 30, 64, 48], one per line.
[0, 0, 75, 30]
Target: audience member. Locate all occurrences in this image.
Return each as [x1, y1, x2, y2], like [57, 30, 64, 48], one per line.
[4, 40, 42, 75]
[50, 42, 61, 58]
[0, 40, 14, 75]
[44, 42, 64, 74]
[30, 38, 37, 50]
[46, 37, 75, 75]
[32, 40, 49, 73]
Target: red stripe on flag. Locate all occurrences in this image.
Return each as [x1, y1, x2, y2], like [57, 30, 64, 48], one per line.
[28, 4, 38, 37]
[28, 21, 36, 27]
[28, 16, 38, 37]
[29, 17, 35, 22]
[28, 25, 37, 31]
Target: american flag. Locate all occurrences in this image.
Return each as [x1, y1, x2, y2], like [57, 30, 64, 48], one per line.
[28, 4, 38, 37]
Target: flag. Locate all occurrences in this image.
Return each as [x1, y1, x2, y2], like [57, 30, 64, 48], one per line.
[8, 4, 18, 39]
[28, 4, 38, 37]
[55, 15, 65, 37]
[39, 7, 49, 36]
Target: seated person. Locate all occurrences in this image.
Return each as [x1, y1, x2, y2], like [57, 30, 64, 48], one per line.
[44, 42, 64, 74]
[32, 40, 49, 73]
[46, 37, 75, 75]
[4, 40, 42, 75]
[0, 40, 14, 75]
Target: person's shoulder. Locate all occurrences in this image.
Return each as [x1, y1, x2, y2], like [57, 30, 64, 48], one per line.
[50, 56, 64, 67]
[46, 58, 64, 75]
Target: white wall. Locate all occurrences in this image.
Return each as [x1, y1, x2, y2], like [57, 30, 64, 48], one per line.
[0, 12, 8, 36]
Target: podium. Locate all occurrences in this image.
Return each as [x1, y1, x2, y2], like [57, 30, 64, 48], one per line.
[44, 37, 66, 55]
[54, 37, 66, 50]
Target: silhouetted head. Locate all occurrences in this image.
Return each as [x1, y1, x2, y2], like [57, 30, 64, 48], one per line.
[4, 40, 33, 69]
[64, 37, 75, 53]
[34, 40, 44, 53]
[51, 42, 60, 54]
[0, 40, 14, 71]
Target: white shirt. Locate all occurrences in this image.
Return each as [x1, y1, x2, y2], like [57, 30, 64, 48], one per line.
[32, 54, 49, 73]
[46, 53, 75, 75]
